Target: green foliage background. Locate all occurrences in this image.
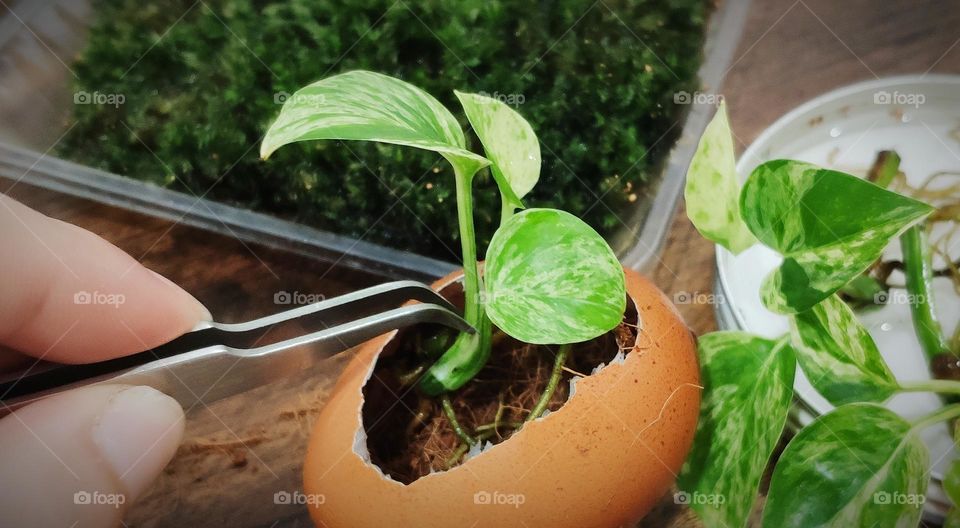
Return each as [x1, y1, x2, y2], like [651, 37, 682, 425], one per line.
[59, 0, 707, 260]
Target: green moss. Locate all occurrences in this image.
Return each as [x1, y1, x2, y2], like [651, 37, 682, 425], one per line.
[59, 0, 707, 260]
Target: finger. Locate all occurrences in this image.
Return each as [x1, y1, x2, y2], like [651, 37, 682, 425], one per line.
[0, 195, 210, 363]
[0, 346, 31, 372]
[0, 384, 185, 527]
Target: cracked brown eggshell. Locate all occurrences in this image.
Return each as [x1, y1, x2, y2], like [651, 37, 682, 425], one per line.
[303, 267, 700, 528]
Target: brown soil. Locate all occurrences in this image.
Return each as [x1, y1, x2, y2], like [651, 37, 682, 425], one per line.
[362, 297, 639, 484]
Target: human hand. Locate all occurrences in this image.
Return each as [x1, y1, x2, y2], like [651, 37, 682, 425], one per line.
[0, 195, 210, 527]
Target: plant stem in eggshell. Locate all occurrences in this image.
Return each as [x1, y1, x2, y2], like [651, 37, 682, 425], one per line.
[302, 267, 701, 528]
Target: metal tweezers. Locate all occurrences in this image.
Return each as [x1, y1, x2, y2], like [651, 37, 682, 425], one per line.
[0, 281, 471, 414]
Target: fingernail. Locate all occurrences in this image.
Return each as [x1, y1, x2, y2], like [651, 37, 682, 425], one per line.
[148, 269, 212, 322]
[196, 303, 214, 323]
[91, 386, 185, 500]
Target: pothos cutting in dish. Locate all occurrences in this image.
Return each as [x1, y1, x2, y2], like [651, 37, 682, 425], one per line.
[681, 101, 960, 527]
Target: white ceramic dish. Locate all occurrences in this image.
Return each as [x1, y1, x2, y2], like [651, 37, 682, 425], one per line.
[715, 75, 960, 518]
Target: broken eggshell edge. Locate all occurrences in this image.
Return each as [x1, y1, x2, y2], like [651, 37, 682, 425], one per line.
[303, 267, 701, 528]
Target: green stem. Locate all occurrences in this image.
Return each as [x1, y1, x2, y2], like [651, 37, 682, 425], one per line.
[910, 403, 960, 431]
[445, 442, 471, 469]
[419, 164, 495, 395]
[527, 344, 571, 422]
[445, 430, 494, 468]
[453, 167, 481, 325]
[900, 224, 951, 361]
[867, 150, 901, 189]
[499, 191, 516, 225]
[420, 313, 492, 395]
[397, 364, 425, 387]
[474, 421, 523, 432]
[441, 394, 475, 446]
[899, 379, 960, 396]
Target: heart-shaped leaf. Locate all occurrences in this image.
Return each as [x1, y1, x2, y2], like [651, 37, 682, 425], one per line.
[684, 101, 756, 254]
[678, 332, 796, 528]
[790, 294, 899, 405]
[484, 208, 625, 344]
[455, 91, 541, 211]
[260, 70, 489, 177]
[762, 403, 929, 528]
[741, 160, 933, 314]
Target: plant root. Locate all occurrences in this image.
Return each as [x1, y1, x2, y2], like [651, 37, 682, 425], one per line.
[361, 302, 639, 484]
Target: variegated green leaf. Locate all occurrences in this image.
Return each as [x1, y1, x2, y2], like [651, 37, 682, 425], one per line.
[790, 294, 899, 405]
[741, 160, 933, 314]
[945, 509, 960, 528]
[945, 458, 960, 505]
[455, 91, 541, 211]
[684, 101, 756, 254]
[762, 403, 928, 528]
[838, 274, 887, 310]
[484, 208, 625, 344]
[260, 70, 489, 176]
[678, 332, 796, 528]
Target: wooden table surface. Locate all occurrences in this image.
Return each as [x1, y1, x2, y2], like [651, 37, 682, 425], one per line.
[4, 0, 960, 526]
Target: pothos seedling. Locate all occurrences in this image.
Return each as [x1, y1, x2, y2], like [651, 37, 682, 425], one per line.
[260, 71, 626, 404]
[679, 101, 960, 527]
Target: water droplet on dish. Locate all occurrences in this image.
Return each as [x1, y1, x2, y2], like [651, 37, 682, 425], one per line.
[829, 127, 842, 138]
[880, 322, 892, 331]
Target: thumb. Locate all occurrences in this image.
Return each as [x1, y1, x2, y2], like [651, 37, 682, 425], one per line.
[0, 384, 185, 528]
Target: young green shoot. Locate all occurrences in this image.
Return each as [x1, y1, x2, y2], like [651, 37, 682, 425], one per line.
[261, 70, 626, 399]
